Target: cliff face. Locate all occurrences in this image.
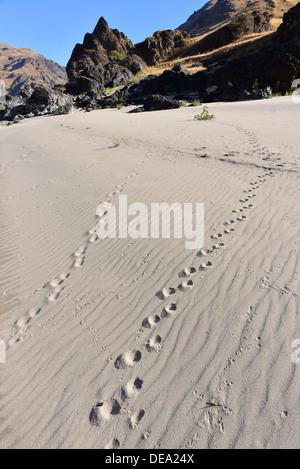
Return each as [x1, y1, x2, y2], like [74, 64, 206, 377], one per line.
[131, 30, 190, 66]
[0, 43, 67, 96]
[66, 17, 147, 92]
[178, 0, 299, 36]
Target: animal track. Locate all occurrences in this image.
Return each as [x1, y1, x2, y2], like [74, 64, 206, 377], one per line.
[199, 261, 213, 270]
[114, 350, 142, 370]
[129, 409, 145, 429]
[224, 228, 235, 234]
[121, 378, 143, 401]
[161, 303, 177, 318]
[90, 399, 121, 427]
[178, 280, 194, 292]
[156, 287, 176, 300]
[142, 314, 161, 329]
[146, 335, 162, 353]
[211, 233, 223, 240]
[179, 267, 197, 277]
[197, 249, 213, 257]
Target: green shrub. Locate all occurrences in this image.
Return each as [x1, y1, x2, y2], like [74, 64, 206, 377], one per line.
[109, 50, 125, 60]
[112, 138, 122, 147]
[192, 99, 201, 106]
[194, 106, 215, 120]
[116, 103, 123, 110]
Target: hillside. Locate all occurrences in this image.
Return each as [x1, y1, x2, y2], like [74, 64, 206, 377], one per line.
[178, 0, 299, 36]
[0, 43, 67, 96]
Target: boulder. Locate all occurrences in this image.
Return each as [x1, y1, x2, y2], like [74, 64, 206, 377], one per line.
[144, 94, 182, 111]
[2, 86, 73, 120]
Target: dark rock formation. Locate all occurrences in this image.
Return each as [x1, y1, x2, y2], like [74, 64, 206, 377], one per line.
[132, 30, 190, 66]
[66, 17, 147, 93]
[125, 64, 192, 100]
[144, 94, 182, 111]
[2, 86, 73, 122]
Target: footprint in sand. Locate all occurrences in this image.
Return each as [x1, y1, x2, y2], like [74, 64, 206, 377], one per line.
[88, 226, 97, 235]
[142, 314, 161, 329]
[89, 234, 98, 243]
[161, 303, 177, 318]
[224, 228, 235, 234]
[129, 409, 145, 429]
[237, 215, 247, 222]
[50, 273, 70, 288]
[197, 249, 212, 257]
[199, 261, 213, 270]
[121, 377, 143, 401]
[211, 243, 224, 250]
[211, 233, 223, 240]
[156, 287, 176, 301]
[223, 220, 235, 226]
[48, 287, 62, 302]
[233, 209, 243, 213]
[146, 335, 162, 353]
[179, 267, 197, 277]
[90, 399, 121, 427]
[178, 280, 194, 293]
[105, 438, 120, 449]
[114, 350, 142, 370]
[75, 246, 87, 258]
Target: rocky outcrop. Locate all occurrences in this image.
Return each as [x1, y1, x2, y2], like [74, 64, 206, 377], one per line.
[131, 30, 190, 66]
[66, 17, 147, 93]
[1, 86, 73, 122]
[178, 0, 299, 36]
[182, 11, 270, 56]
[0, 43, 67, 96]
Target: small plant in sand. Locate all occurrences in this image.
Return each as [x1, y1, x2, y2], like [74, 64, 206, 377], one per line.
[192, 99, 201, 106]
[112, 138, 122, 147]
[116, 103, 123, 110]
[208, 399, 223, 408]
[194, 106, 215, 120]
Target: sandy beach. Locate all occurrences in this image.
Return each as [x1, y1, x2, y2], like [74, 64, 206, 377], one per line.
[0, 96, 299, 449]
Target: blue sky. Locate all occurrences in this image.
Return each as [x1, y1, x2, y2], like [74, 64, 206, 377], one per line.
[0, 0, 206, 66]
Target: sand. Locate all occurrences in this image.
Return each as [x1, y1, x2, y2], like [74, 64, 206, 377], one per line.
[0, 97, 299, 449]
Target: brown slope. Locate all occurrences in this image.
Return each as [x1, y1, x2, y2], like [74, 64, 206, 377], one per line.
[178, 0, 299, 36]
[0, 43, 67, 96]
